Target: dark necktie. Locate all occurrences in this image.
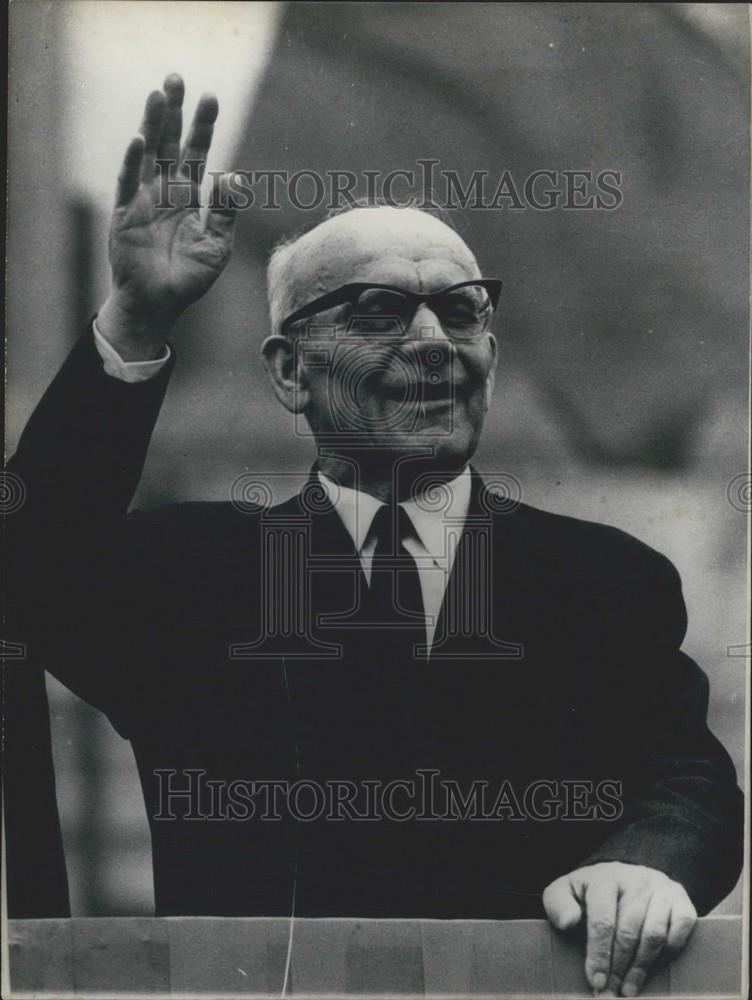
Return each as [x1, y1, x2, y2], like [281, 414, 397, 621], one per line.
[363, 504, 427, 661]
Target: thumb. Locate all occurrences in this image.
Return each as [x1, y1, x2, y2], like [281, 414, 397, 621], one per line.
[543, 875, 583, 932]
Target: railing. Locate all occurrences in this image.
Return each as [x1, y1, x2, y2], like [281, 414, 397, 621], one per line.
[6, 915, 743, 997]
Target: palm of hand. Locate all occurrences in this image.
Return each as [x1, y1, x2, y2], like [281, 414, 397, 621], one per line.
[110, 181, 232, 313]
[107, 75, 236, 327]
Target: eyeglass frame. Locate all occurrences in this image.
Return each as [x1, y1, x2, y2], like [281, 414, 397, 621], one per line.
[279, 279, 503, 340]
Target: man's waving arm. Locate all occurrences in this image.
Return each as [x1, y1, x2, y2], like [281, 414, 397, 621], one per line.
[6, 74, 238, 713]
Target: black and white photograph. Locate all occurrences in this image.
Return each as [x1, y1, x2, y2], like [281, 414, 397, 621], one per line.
[3, 2, 749, 997]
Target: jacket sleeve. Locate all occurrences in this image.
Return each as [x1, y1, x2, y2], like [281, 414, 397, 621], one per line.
[6, 323, 174, 723]
[580, 550, 744, 915]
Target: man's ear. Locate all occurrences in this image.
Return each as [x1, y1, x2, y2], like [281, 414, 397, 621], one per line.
[261, 335, 310, 413]
[484, 333, 498, 409]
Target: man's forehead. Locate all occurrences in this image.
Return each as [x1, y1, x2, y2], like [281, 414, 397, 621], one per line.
[286, 207, 478, 302]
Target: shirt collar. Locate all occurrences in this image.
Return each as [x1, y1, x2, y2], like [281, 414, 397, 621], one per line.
[317, 466, 472, 558]
[402, 467, 471, 557]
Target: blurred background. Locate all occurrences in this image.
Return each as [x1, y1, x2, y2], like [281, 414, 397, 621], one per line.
[6, 1, 748, 915]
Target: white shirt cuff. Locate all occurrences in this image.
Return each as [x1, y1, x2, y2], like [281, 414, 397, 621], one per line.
[93, 318, 171, 383]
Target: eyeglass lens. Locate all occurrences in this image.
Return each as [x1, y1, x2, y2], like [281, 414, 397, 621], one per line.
[347, 284, 493, 339]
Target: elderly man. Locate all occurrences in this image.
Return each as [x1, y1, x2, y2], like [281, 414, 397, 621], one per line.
[8, 75, 742, 998]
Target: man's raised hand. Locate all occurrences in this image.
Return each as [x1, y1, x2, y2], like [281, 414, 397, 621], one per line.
[98, 74, 237, 360]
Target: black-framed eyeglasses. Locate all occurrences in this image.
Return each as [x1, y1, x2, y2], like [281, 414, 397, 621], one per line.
[280, 279, 502, 341]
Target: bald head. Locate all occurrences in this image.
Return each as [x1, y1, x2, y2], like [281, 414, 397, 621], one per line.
[266, 205, 480, 337]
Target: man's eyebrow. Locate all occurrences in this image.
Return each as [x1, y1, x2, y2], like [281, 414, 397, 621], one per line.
[292, 298, 350, 333]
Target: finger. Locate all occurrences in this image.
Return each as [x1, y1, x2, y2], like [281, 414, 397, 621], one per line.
[606, 890, 649, 995]
[116, 135, 145, 207]
[665, 893, 697, 957]
[205, 173, 239, 240]
[157, 73, 185, 168]
[179, 93, 219, 184]
[584, 878, 619, 994]
[621, 893, 671, 997]
[543, 875, 584, 932]
[140, 89, 167, 181]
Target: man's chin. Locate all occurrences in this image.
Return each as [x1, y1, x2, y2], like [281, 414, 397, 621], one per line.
[314, 414, 480, 482]
[370, 432, 475, 476]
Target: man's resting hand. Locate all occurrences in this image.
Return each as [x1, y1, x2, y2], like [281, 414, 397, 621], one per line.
[543, 861, 697, 997]
[98, 74, 237, 360]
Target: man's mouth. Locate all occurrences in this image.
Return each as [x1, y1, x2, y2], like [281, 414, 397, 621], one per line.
[421, 380, 455, 402]
[380, 380, 458, 404]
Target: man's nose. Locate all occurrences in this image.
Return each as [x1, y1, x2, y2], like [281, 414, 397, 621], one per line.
[406, 304, 453, 344]
[401, 305, 455, 380]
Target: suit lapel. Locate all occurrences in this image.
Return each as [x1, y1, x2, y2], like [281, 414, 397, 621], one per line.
[293, 466, 371, 648]
[430, 467, 526, 662]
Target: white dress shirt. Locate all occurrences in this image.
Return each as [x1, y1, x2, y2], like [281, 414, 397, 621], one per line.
[93, 318, 172, 382]
[317, 469, 471, 651]
[93, 321, 472, 651]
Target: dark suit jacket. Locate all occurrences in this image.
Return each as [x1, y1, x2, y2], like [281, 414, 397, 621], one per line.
[6, 328, 744, 918]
